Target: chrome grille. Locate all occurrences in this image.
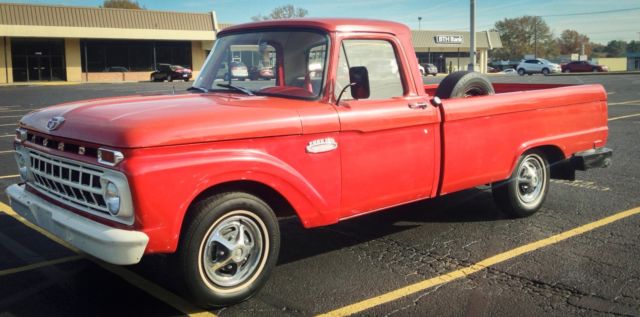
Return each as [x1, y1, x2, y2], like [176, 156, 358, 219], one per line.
[28, 150, 109, 214]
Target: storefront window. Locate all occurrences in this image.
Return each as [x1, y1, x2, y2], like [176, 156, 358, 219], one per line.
[81, 40, 191, 72]
[11, 38, 66, 82]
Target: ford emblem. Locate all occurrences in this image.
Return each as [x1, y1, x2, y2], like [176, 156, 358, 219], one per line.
[46, 116, 65, 131]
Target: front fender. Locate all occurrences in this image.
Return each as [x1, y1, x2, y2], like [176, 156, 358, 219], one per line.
[122, 143, 340, 253]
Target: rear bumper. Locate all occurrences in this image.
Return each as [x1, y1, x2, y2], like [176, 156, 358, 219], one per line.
[572, 147, 613, 170]
[6, 184, 148, 265]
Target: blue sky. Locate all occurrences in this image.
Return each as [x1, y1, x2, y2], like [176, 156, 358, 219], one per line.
[3, 0, 640, 43]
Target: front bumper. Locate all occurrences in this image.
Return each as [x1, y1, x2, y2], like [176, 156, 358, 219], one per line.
[572, 147, 613, 170]
[6, 184, 148, 265]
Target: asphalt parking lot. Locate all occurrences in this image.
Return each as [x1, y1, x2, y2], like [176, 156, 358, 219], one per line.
[1, 74, 639, 316]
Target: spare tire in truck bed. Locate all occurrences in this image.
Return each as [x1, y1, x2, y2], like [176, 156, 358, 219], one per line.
[435, 71, 495, 99]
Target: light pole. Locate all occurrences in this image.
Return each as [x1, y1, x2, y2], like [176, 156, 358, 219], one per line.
[468, 0, 476, 71]
[418, 17, 422, 30]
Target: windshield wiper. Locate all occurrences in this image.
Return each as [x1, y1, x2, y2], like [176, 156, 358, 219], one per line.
[187, 86, 208, 93]
[216, 83, 254, 96]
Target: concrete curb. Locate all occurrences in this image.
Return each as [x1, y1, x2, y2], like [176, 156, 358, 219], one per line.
[547, 71, 640, 77]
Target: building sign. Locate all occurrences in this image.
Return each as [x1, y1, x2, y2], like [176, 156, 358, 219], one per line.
[435, 35, 463, 44]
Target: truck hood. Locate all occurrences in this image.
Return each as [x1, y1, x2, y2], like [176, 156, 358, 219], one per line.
[19, 93, 303, 148]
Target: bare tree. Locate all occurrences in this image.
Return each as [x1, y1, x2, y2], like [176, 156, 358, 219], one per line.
[252, 4, 308, 21]
[101, 0, 145, 9]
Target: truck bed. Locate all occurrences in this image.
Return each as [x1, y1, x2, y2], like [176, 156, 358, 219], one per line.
[425, 83, 609, 196]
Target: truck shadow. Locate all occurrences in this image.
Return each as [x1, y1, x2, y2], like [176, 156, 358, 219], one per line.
[277, 188, 506, 265]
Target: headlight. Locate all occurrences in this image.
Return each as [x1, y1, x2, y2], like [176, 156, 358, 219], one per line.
[105, 182, 121, 216]
[15, 152, 28, 181]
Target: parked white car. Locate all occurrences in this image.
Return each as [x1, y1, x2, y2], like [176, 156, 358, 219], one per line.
[516, 58, 561, 76]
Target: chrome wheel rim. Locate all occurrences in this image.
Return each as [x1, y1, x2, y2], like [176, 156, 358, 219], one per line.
[516, 154, 546, 206]
[202, 212, 265, 288]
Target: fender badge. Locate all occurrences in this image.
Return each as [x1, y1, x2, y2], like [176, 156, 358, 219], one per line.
[46, 116, 65, 131]
[306, 138, 338, 154]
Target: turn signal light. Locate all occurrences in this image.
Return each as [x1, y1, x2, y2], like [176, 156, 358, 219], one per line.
[97, 148, 124, 166]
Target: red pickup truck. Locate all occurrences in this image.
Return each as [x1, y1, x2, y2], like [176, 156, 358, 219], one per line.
[7, 18, 611, 307]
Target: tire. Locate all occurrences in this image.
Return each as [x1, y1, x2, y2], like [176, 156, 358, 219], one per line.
[435, 71, 495, 99]
[167, 75, 174, 82]
[564, 69, 571, 73]
[492, 150, 550, 218]
[592, 68, 599, 73]
[518, 68, 525, 76]
[173, 192, 280, 307]
[542, 68, 550, 75]
[150, 75, 156, 82]
[184, 78, 190, 82]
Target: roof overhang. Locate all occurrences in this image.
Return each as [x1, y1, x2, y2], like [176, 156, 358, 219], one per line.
[0, 25, 216, 41]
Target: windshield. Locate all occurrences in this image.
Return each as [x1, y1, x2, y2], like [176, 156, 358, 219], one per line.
[193, 30, 329, 99]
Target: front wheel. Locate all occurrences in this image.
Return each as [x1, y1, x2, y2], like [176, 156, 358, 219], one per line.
[518, 68, 525, 76]
[167, 75, 173, 82]
[542, 68, 550, 75]
[492, 150, 550, 218]
[173, 192, 280, 307]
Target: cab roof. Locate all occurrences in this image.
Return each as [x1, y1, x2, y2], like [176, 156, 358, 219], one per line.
[219, 18, 410, 36]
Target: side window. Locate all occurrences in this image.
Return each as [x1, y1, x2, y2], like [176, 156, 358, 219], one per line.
[336, 39, 404, 100]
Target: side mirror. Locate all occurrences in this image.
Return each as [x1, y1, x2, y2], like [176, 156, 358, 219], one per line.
[349, 66, 370, 100]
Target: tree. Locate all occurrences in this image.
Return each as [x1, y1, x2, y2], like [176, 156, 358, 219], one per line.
[557, 29, 591, 56]
[604, 40, 627, 57]
[491, 16, 558, 61]
[591, 43, 607, 58]
[252, 4, 308, 21]
[627, 41, 640, 53]
[101, 0, 145, 9]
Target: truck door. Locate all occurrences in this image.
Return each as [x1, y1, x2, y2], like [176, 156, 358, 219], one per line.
[335, 38, 440, 217]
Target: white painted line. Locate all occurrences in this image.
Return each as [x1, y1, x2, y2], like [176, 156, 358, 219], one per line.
[0, 150, 15, 154]
[609, 99, 640, 106]
[0, 123, 17, 127]
[609, 113, 640, 121]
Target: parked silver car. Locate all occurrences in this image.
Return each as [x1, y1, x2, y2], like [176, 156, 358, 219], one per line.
[516, 58, 561, 76]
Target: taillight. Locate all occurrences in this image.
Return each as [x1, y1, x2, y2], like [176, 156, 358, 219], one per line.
[175, 69, 184, 73]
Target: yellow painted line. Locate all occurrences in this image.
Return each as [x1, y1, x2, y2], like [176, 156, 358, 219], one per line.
[318, 206, 640, 317]
[609, 113, 640, 121]
[0, 150, 14, 154]
[0, 175, 19, 180]
[0, 255, 84, 277]
[609, 99, 640, 106]
[0, 201, 216, 317]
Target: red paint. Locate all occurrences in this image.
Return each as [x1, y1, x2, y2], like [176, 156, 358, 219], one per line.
[16, 19, 609, 255]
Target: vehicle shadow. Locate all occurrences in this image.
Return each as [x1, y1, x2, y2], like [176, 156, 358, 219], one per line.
[131, 188, 507, 296]
[277, 188, 506, 265]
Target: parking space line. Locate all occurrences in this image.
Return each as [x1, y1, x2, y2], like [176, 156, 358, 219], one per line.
[0, 109, 32, 113]
[609, 99, 640, 106]
[0, 150, 14, 154]
[609, 113, 640, 121]
[317, 206, 640, 317]
[0, 123, 17, 127]
[0, 255, 84, 277]
[1, 134, 14, 138]
[0, 115, 22, 119]
[0, 201, 216, 317]
[0, 175, 19, 180]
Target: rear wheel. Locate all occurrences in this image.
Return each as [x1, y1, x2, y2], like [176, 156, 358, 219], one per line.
[518, 68, 525, 76]
[435, 71, 495, 99]
[592, 68, 599, 73]
[492, 150, 550, 218]
[168, 75, 173, 82]
[173, 192, 280, 307]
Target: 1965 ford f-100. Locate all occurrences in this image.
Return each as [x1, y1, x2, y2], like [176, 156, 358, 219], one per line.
[6, 18, 611, 306]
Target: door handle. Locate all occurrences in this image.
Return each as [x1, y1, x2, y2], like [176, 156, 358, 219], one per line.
[408, 102, 428, 109]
